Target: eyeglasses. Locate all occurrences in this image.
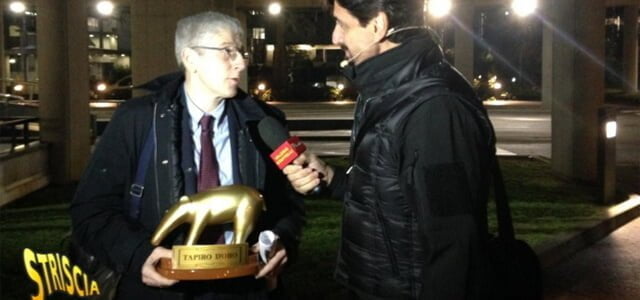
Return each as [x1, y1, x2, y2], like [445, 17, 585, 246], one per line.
[191, 46, 244, 61]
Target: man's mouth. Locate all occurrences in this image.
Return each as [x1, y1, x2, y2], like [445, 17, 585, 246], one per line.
[340, 45, 351, 58]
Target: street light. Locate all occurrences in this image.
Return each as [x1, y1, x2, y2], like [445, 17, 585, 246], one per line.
[268, 2, 282, 16]
[425, 0, 452, 18]
[511, 0, 537, 17]
[9, 1, 26, 14]
[96, 1, 114, 16]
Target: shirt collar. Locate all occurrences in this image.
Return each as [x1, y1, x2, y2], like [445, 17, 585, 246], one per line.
[184, 84, 226, 130]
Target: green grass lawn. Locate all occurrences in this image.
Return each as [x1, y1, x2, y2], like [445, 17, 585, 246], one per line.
[0, 157, 608, 300]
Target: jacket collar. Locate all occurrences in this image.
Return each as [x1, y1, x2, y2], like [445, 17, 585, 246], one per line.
[226, 90, 266, 128]
[343, 29, 444, 99]
[148, 72, 264, 128]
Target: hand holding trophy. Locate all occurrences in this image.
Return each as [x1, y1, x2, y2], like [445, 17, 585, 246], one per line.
[150, 185, 265, 280]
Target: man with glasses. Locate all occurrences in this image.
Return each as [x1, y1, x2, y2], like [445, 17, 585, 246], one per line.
[71, 11, 304, 299]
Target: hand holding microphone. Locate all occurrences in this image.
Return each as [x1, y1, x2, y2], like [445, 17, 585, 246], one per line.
[257, 117, 333, 195]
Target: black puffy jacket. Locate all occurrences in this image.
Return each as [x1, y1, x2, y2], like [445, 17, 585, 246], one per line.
[331, 31, 494, 299]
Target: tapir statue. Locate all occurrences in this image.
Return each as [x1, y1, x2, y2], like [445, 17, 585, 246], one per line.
[150, 185, 265, 246]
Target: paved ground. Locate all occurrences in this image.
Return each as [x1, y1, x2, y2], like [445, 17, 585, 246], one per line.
[544, 216, 640, 300]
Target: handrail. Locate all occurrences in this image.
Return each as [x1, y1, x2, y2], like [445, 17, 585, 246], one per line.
[0, 93, 26, 101]
[0, 117, 39, 154]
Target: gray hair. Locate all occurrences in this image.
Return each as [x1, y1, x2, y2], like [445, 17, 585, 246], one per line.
[175, 11, 245, 68]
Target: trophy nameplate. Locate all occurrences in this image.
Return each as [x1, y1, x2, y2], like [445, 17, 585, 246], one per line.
[151, 185, 265, 280]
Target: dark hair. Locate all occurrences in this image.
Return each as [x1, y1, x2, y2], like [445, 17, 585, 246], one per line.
[326, 0, 424, 43]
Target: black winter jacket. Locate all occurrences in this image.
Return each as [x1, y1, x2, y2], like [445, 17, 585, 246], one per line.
[71, 74, 305, 299]
[330, 31, 494, 299]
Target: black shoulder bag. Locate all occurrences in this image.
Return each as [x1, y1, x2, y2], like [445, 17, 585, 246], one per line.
[488, 158, 543, 300]
[67, 125, 155, 300]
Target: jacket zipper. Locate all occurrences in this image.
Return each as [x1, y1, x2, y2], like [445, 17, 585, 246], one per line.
[371, 193, 400, 275]
[362, 158, 399, 275]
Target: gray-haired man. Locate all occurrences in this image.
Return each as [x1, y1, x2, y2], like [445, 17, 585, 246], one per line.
[71, 11, 304, 299]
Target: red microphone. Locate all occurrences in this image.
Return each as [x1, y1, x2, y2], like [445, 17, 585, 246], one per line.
[269, 136, 307, 170]
[258, 117, 325, 195]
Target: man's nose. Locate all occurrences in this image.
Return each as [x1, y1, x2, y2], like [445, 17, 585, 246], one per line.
[332, 25, 343, 46]
[233, 55, 246, 71]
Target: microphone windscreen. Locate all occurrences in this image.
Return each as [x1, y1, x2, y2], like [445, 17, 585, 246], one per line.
[258, 116, 290, 150]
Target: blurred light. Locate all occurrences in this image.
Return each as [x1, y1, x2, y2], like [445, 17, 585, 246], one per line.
[96, 1, 115, 16]
[512, 77, 517, 83]
[484, 100, 510, 106]
[512, 0, 537, 17]
[505, 11, 510, 16]
[492, 82, 502, 90]
[478, 75, 483, 79]
[337, 83, 345, 91]
[266, 45, 275, 51]
[90, 101, 120, 108]
[9, 1, 26, 14]
[96, 83, 107, 92]
[89, 34, 95, 38]
[607, 194, 640, 217]
[120, 53, 126, 57]
[313, 82, 321, 88]
[426, 0, 452, 18]
[268, 2, 282, 15]
[13, 84, 24, 92]
[605, 121, 617, 139]
[296, 44, 313, 51]
[8, 58, 17, 64]
[257, 83, 266, 91]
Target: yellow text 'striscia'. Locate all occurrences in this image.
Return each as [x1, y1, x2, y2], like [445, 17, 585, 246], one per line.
[23, 248, 101, 300]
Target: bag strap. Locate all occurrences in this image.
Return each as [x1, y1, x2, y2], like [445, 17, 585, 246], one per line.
[128, 125, 155, 220]
[492, 157, 516, 240]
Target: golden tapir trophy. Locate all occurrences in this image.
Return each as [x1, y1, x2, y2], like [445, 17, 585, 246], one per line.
[150, 185, 265, 280]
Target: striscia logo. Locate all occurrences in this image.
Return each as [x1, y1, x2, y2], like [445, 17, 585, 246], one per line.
[23, 248, 101, 300]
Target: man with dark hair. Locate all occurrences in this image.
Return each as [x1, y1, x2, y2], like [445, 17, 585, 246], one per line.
[71, 11, 304, 299]
[284, 0, 495, 299]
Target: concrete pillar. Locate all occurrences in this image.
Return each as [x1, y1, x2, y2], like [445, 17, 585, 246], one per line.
[36, 0, 90, 182]
[0, 8, 5, 93]
[622, 5, 638, 93]
[214, 0, 236, 17]
[272, 14, 286, 99]
[541, 0, 553, 109]
[235, 9, 249, 92]
[543, 0, 605, 182]
[453, 0, 475, 81]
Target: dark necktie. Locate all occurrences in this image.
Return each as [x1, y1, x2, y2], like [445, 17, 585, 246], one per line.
[196, 115, 224, 244]
[197, 115, 220, 192]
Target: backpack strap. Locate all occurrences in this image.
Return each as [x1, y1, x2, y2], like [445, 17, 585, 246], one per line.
[128, 120, 155, 220]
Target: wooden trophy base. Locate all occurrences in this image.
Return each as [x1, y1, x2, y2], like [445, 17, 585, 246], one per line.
[156, 243, 259, 280]
[157, 253, 259, 280]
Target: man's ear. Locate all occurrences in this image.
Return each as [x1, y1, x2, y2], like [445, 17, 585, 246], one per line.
[370, 11, 391, 42]
[181, 48, 199, 73]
